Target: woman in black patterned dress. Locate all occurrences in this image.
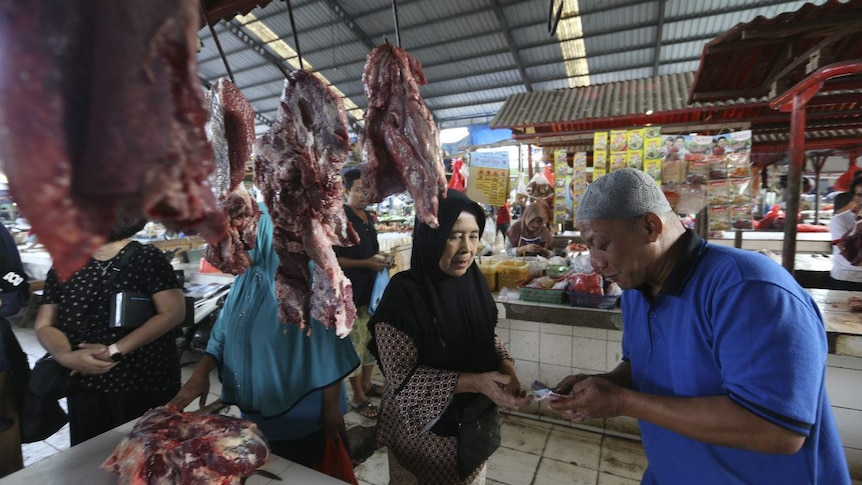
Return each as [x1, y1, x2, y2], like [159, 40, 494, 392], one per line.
[369, 190, 532, 484]
[35, 216, 185, 445]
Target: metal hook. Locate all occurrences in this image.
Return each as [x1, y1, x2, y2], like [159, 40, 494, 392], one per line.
[391, 0, 402, 47]
[199, 2, 235, 85]
[548, 0, 564, 36]
[286, 0, 304, 71]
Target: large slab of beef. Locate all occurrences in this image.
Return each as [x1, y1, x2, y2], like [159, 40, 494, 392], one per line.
[102, 406, 269, 485]
[361, 44, 448, 228]
[254, 71, 358, 337]
[0, 0, 225, 280]
[204, 78, 260, 275]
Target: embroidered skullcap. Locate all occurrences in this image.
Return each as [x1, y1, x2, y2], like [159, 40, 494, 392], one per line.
[577, 168, 672, 220]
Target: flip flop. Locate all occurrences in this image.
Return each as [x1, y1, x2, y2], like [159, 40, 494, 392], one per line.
[365, 383, 384, 398]
[350, 400, 379, 419]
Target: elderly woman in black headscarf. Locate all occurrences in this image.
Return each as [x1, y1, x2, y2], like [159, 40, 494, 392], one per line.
[368, 190, 532, 484]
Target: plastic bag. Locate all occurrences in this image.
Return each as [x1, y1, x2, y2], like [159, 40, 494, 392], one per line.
[448, 158, 466, 191]
[368, 269, 390, 314]
[314, 434, 358, 484]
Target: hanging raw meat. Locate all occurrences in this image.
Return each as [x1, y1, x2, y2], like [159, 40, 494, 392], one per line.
[102, 406, 269, 485]
[0, 0, 225, 280]
[254, 70, 358, 337]
[204, 78, 260, 275]
[361, 43, 448, 228]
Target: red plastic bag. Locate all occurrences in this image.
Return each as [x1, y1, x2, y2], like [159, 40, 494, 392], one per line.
[448, 158, 466, 191]
[314, 435, 358, 485]
[569, 273, 603, 295]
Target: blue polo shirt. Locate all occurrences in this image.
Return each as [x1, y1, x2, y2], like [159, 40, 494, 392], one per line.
[621, 230, 849, 485]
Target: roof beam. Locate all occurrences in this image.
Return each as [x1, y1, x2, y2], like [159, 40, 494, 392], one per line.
[490, 0, 531, 91]
[652, 0, 667, 78]
[304, 1, 772, 78]
[224, 19, 291, 79]
[318, 0, 377, 51]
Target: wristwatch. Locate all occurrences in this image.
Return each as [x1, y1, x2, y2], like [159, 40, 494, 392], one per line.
[108, 343, 124, 363]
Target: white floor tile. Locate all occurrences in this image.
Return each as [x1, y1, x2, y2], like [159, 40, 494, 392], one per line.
[597, 471, 641, 485]
[486, 446, 540, 485]
[353, 448, 389, 485]
[598, 436, 648, 482]
[543, 427, 602, 470]
[500, 416, 551, 456]
[533, 457, 598, 485]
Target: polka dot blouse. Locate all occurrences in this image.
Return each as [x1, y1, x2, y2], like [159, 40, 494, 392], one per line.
[42, 242, 182, 393]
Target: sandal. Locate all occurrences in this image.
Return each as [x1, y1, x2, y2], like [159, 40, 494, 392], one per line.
[350, 400, 379, 419]
[365, 383, 384, 398]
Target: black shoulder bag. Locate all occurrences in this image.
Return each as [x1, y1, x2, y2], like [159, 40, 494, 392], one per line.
[20, 242, 142, 443]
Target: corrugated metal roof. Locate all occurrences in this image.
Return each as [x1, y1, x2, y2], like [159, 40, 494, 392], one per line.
[490, 71, 765, 128]
[196, 0, 852, 135]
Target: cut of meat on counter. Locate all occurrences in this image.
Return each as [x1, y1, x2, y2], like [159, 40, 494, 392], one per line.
[254, 70, 359, 337]
[102, 406, 269, 485]
[204, 78, 261, 275]
[0, 0, 225, 280]
[360, 43, 448, 228]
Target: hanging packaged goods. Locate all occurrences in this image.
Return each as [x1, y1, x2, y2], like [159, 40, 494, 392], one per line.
[586, 128, 753, 224]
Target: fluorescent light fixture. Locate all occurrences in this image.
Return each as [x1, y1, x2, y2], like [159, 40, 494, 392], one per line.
[236, 13, 363, 124]
[555, 1, 590, 88]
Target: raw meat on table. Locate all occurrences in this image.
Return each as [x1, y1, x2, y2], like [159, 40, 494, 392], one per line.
[102, 406, 269, 485]
[254, 70, 358, 336]
[204, 78, 260, 275]
[0, 0, 225, 280]
[361, 43, 448, 228]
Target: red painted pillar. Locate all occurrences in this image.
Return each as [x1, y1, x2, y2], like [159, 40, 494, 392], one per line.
[781, 93, 806, 273]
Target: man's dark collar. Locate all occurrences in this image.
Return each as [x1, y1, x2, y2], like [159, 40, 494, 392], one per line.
[636, 229, 705, 298]
[660, 229, 705, 297]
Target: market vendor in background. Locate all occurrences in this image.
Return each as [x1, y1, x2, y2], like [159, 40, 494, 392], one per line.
[505, 199, 553, 257]
[829, 176, 862, 291]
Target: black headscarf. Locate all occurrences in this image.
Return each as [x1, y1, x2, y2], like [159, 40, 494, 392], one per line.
[369, 189, 499, 373]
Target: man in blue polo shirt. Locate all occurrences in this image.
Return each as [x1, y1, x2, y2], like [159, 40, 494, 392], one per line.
[549, 168, 850, 484]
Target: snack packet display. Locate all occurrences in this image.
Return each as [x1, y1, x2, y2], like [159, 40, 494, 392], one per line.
[730, 177, 752, 204]
[708, 156, 727, 180]
[709, 205, 731, 232]
[731, 204, 753, 230]
[707, 179, 731, 205]
[687, 159, 709, 184]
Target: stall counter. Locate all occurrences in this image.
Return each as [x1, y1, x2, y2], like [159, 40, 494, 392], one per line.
[0, 419, 346, 484]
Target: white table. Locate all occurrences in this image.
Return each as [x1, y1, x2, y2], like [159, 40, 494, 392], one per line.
[0, 421, 347, 484]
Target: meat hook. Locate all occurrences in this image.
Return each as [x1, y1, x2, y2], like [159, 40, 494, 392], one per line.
[199, 2, 236, 85]
[391, 0, 402, 47]
[285, 0, 304, 71]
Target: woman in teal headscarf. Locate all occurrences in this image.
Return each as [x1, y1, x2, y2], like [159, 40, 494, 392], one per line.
[170, 203, 359, 468]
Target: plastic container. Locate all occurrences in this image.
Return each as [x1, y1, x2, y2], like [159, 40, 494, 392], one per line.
[497, 261, 530, 290]
[519, 282, 566, 304]
[568, 291, 620, 309]
[477, 261, 499, 292]
[544, 265, 572, 278]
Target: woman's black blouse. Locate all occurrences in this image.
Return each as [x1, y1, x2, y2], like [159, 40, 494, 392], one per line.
[42, 243, 181, 392]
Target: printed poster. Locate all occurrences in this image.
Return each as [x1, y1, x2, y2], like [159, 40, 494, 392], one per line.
[466, 151, 510, 206]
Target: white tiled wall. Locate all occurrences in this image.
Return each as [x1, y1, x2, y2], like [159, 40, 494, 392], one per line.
[498, 307, 862, 480]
